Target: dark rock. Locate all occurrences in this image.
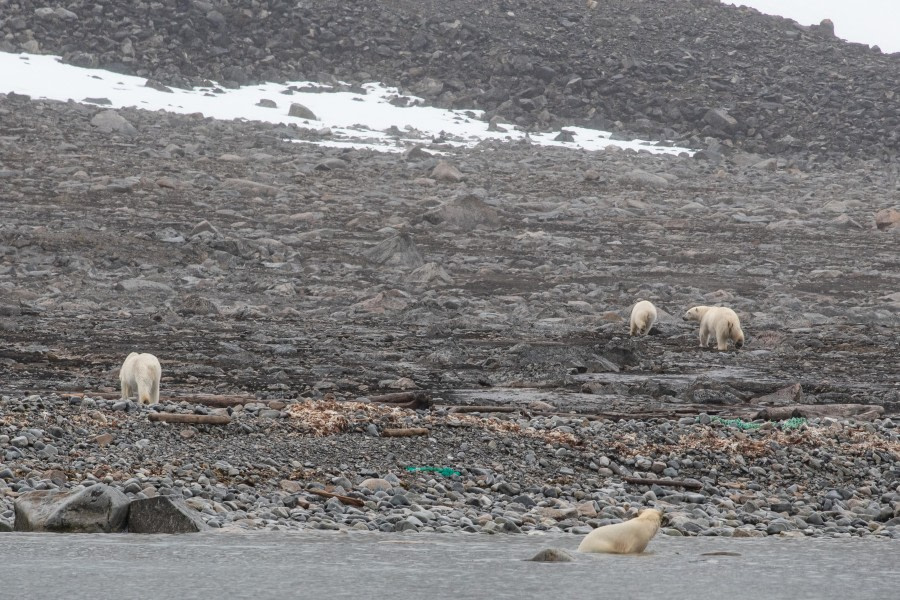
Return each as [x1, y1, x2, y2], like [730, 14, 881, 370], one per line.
[527, 548, 575, 562]
[363, 232, 425, 269]
[14, 485, 130, 533]
[288, 103, 317, 120]
[128, 496, 209, 534]
[423, 191, 499, 229]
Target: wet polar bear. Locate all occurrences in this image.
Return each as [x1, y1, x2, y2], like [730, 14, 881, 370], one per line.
[119, 352, 161, 405]
[683, 306, 744, 351]
[629, 300, 658, 336]
[577, 509, 662, 554]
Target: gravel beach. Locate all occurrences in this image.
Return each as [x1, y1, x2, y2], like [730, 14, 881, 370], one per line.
[1, 0, 899, 538]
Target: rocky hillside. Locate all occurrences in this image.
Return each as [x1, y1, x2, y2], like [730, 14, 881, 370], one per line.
[2, 0, 899, 159]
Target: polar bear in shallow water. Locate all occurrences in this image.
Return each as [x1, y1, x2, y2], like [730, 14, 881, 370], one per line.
[629, 300, 658, 336]
[577, 509, 662, 554]
[683, 305, 744, 351]
[119, 352, 161, 405]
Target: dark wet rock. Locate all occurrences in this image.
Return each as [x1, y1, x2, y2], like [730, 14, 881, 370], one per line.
[14, 485, 130, 533]
[527, 548, 575, 562]
[128, 496, 209, 534]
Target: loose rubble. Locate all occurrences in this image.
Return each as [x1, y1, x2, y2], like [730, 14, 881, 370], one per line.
[1, 394, 898, 538]
[1, 0, 899, 541]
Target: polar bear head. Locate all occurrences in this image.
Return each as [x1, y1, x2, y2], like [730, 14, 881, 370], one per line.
[682, 305, 712, 322]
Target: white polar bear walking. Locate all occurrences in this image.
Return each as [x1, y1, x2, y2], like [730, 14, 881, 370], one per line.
[683, 305, 745, 351]
[119, 352, 162, 405]
[629, 300, 658, 336]
[577, 509, 662, 554]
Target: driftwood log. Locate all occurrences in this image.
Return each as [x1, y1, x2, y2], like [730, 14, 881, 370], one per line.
[307, 489, 365, 507]
[622, 476, 703, 491]
[366, 391, 433, 410]
[381, 427, 430, 437]
[755, 403, 884, 422]
[448, 405, 519, 414]
[147, 413, 231, 425]
[177, 395, 257, 407]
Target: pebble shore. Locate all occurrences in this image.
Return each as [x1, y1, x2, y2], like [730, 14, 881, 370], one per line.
[2, 393, 898, 538]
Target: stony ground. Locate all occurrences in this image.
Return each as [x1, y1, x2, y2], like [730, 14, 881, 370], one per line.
[1, 0, 899, 539]
[5, 0, 900, 159]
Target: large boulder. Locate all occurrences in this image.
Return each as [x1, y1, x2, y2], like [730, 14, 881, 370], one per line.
[127, 496, 209, 534]
[14, 484, 130, 533]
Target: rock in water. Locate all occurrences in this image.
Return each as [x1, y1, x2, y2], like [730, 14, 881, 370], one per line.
[527, 548, 575, 562]
[288, 103, 317, 120]
[128, 496, 209, 534]
[14, 484, 130, 533]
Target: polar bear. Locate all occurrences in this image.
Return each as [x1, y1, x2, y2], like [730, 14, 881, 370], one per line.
[119, 352, 162, 405]
[683, 306, 744, 351]
[577, 509, 662, 554]
[629, 300, 658, 336]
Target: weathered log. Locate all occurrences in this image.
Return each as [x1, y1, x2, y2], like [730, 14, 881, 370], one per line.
[147, 413, 231, 425]
[368, 391, 429, 403]
[381, 427, 429, 437]
[306, 489, 365, 507]
[755, 403, 884, 422]
[367, 391, 432, 409]
[448, 405, 518, 414]
[622, 476, 703, 491]
[444, 405, 721, 421]
[170, 395, 256, 407]
[528, 409, 722, 422]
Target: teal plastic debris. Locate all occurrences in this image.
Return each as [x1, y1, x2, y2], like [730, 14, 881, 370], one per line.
[706, 415, 807, 431]
[779, 417, 807, 430]
[405, 466, 460, 477]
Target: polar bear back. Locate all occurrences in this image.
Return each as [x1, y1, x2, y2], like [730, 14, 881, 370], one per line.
[120, 352, 162, 405]
[629, 300, 658, 336]
[577, 509, 662, 554]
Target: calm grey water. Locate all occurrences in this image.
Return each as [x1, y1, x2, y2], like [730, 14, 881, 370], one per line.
[1, 531, 897, 600]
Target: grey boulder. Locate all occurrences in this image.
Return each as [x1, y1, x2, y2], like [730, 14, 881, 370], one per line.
[128, 496, 209, 534]
[14, 484, 130, 533]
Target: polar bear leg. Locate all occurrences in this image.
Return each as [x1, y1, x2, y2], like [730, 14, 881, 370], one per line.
[150, 376, 160, 405]
[715, 325, 730, 351]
